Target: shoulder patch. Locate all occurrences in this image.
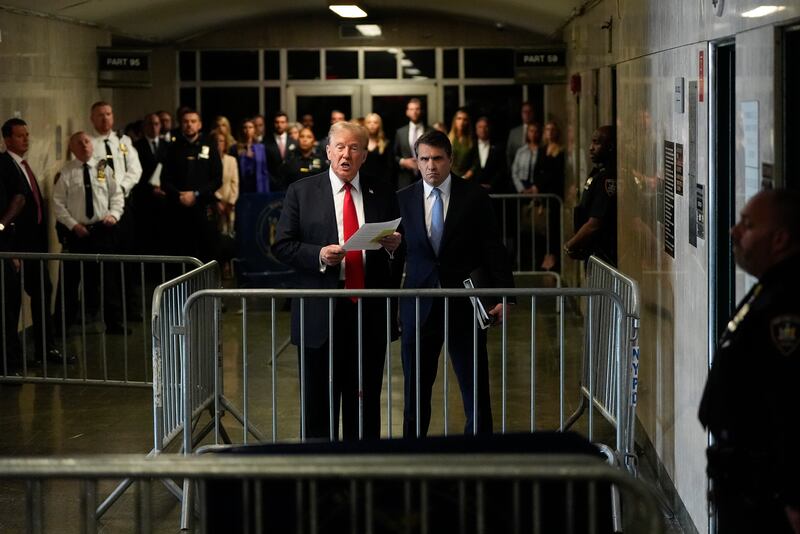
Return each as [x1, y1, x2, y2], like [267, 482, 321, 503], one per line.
[604, 178, 617, 196]
[770, 315, 800, 356]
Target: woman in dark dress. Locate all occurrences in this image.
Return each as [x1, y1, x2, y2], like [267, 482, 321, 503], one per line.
[231, 118, 270, 193]
[538, 120, 566, 271]
[361, 113, 393, 184]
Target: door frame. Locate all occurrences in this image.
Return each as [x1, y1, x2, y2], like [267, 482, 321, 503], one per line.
[285, 83, 363, 124]
[362, 82, 439, 123]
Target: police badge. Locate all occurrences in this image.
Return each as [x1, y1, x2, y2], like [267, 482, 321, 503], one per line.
[604, 178, 617, 196]
[97, 159, 107, 182]
[200, 145, 210, 159]
[770, 315, 800, 356]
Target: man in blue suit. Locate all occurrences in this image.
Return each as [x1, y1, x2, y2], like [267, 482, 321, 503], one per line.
[274, 121, 402, 441]
[397, 130, 514, 437]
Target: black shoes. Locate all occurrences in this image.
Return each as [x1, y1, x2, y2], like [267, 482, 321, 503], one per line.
[37, 348, 76, 365]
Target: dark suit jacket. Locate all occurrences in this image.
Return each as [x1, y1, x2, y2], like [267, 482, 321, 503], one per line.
[397, 175, 514, 329]
[0, 152, 46, 252]
[132, 137, 168, 199]
[393, 123, 429, 190]
[468, 143, 507, 192]
[273, 171, 403, 348]
[0, 152, 26, 250]
[263, 134, 296, 190]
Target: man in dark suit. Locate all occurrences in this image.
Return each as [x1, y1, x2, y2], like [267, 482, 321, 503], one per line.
[393, 98, 429, 191]
[132, 112, 169, 255]
[0, 128, 26, 371]
[263, 111, 296, 190]
[1, 118, 68, 364]
[274, 121, 403, 441]
[397, 130, 514, 438]
[466, 116, 507, 192]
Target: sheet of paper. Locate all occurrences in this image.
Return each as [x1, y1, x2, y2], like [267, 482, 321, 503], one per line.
[342, 217, 401, 251]
[149, 163, 162, 187]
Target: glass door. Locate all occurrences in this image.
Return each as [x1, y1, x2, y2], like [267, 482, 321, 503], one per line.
[286, 84, 362, 140]
[363, 83, 438, 140]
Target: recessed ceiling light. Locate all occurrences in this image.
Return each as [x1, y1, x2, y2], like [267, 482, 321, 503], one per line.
[329, 4, 368, 18]
[401, 58, 413, 67]
[405, 67, 421, 75]
[741, 5, 786, 17]
[355, 24, 382, 37]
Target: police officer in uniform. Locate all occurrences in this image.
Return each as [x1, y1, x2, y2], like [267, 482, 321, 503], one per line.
[279, 127, 327, 187]
[161, 109, 222, 262]
[564, 125, 617, 266]
[699, 189, 800, 534]
[53, 132, 127, 334]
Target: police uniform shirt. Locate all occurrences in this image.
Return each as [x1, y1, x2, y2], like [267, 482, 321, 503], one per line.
[281, 151, 327, 186]
[162, 135, 222, 205]
[699, 254, 800, 510]
[90, 130, 142, 196]
[574, 163, 617, 263]
[53, 158, 124, 229]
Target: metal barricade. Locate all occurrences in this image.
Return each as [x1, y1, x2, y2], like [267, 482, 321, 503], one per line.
[173, 287, 628, 453]
[0, 251, 202, 385]
[564, 256, 641, 476]
[489, 193, 564, 284]
[93, 260, 220, 522]
[0, 453, 663, 533]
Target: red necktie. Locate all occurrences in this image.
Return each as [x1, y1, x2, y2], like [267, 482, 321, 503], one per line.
[21, 160, 42, 224]
[343, 182, 364, 302]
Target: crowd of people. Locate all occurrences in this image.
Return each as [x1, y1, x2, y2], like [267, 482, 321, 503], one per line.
[0, 97, 592, 373]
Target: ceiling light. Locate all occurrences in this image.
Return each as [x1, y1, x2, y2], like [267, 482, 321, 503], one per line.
[741, 5, 786, 17]
[405, 68, 421, 75]
[387, 48, 399, 55]
[401, 58, 413, 67]
[355, 24, 382, 37]
[329, 4, 368, 18]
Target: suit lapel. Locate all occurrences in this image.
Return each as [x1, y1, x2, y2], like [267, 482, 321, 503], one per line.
[316, 172, 338, 244]
[408, 181, 435, 255]
[440, 175, 465, 251]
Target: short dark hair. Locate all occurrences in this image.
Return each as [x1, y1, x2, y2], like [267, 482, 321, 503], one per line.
[2, 118, 27, 139]
[407, 98, 422, 107]
[414, 129, 452, 159]
[91, 101, 112, 113]
[273, 111, 288, 120]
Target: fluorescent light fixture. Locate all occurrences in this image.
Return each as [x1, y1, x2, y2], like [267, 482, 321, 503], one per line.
[387, 48, 399, 54]
[405, 67, 421, 75]
[741, 5, 785, 17]
[401, 58, 413, 67]
[329, 4, 368, 18]
[355, 24, 382, 37]
[412, 75, 428, 80]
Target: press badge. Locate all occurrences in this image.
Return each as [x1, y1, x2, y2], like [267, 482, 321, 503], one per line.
[199, 146, 210, 159]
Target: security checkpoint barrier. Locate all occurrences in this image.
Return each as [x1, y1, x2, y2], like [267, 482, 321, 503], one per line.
[0, 251, 203, 385]
[564, 256, 641, 476]
[489, 193, 564, 282]
[0, 451, 662, 533]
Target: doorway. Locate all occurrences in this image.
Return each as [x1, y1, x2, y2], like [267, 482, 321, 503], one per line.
[364, 84, 437, 138]
[287, 84, 362, 140]
[783, 25, 800, 190]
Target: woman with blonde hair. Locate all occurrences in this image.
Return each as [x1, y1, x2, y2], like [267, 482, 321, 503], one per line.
[362, 113, 392, 181]
[212, 130, 239, 237]
[214, 115, 236, 148]
[448, 108, 475, 177]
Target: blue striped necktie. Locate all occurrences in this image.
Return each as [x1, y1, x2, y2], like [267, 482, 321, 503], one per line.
[430, 187, 443, 253]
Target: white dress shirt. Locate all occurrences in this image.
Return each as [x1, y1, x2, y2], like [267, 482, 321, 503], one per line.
[328, 167, 365, 279]
[408, 122, 422, 157]
[422, 174, 452, 239]
[90, 130, 142, 196]
[53, 157, 124, 229]
[477, 139, 491, 168]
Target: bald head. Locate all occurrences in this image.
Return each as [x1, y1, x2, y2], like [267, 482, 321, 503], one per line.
[731, 190, 800, 278]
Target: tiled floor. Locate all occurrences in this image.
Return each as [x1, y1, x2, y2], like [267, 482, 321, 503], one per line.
[0, 284, 684, 533]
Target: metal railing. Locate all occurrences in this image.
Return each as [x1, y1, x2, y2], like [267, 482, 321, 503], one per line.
[0, 453, 663, 534]
[0, 252, 203, 385]
[489, 193, 564, 283]
[564, 256, 641, 475]
[168, 287, 629, 453]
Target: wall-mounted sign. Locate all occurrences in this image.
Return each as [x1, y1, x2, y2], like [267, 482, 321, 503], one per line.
[514, 47, 566, 84]
[97, 48, 151, 88]
[664, 140, 676, 258]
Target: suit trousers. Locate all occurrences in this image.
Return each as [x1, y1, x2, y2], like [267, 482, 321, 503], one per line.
[401, 297, 493, 438]
[1, 258, 22, 368]
[21, 257, 57, 358]
[298, 297, 386, 441]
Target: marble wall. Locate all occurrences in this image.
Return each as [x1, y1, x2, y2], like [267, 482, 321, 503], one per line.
[564, 0, 797, 531]
[0, 10, 110, 203]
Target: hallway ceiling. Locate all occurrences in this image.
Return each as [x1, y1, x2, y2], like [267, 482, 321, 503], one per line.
[3, 0, 582, 41]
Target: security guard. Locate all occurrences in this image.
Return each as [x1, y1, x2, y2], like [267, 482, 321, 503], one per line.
[161, 109, 222, 262]
[53, 131, 127, 334]
[279, 127, 327, 187]
[699, 189, 800, 533]
[564, 125, 616, 266]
